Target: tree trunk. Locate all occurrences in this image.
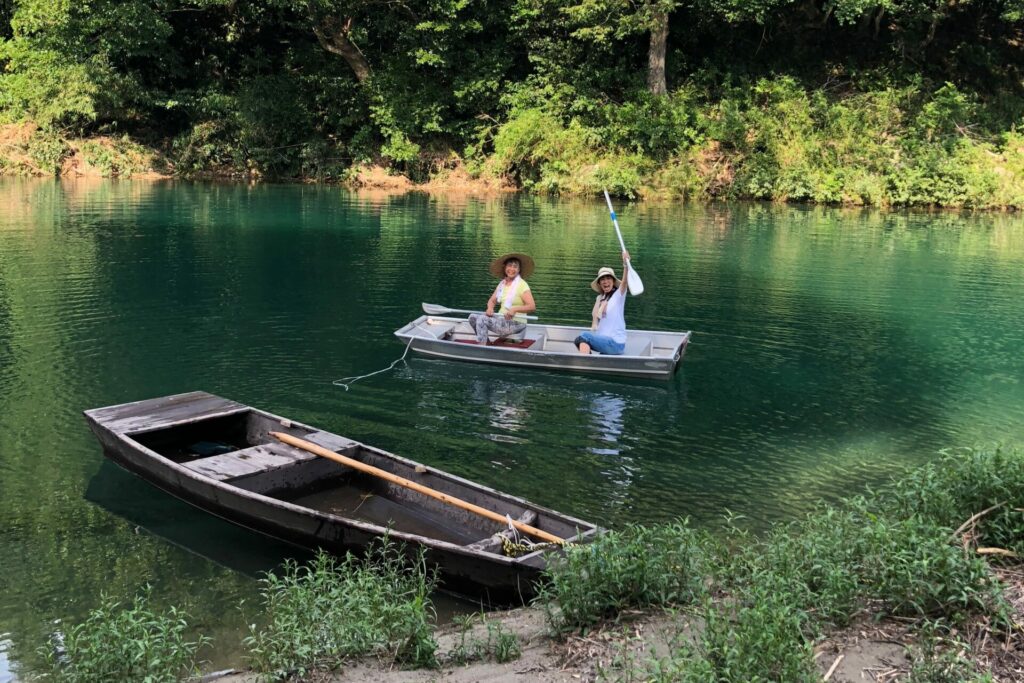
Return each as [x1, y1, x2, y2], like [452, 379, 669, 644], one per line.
[647, 11, 668, 97]
[312, 15, 371, 83]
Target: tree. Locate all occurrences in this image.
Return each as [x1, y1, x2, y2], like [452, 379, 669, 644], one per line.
[562, 0, 678, 97]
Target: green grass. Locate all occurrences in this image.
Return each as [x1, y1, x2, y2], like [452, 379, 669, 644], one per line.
[39, 588, 208, 683]
[446, 612, 522, 664]
[243, 541, 438, 680]
[537, 521, 711, 634]
[539, 446, 1018, 681]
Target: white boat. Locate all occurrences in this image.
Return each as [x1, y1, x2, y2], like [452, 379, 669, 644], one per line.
[394, 314, 691, 380]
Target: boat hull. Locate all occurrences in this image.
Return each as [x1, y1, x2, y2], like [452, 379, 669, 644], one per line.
[84, 392, 598, 604]
[395, 315, 691, 380]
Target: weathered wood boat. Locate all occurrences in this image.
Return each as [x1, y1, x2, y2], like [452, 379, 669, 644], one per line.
[394, 314, 692, 380]
[84, 391, 599, 603]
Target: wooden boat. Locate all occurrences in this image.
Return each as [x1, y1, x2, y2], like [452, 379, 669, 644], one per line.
[84, 391, 599, 603]
[394, 314, 691, 380]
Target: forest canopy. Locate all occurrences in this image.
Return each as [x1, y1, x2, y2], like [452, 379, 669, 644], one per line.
[1, 0, 1022, 206]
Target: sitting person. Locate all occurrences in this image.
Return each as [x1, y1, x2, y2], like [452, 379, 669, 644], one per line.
[575, 251, 630, 355]
[468, 252, 537, 344]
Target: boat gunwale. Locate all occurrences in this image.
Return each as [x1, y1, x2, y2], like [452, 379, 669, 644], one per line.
[394, 316, 690, 379]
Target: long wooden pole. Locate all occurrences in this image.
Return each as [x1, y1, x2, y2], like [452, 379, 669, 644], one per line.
[270, 432, 564, 545]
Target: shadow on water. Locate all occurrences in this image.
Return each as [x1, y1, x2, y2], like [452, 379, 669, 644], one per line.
[85, 461, 305, 577]
[85, 460, 495, 616]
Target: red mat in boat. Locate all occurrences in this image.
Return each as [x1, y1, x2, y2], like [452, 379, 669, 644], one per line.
[454, 338, 536, 349]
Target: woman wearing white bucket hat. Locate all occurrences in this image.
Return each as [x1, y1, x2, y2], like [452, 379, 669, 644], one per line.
[575, 250, 630, 355]
[467, 252, 537, 344]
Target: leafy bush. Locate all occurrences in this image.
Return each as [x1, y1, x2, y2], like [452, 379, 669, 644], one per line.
[668, 594, 819, 683]
[78, 136, 152, 177]
[880, 446, 1024, 558]
[40, 589, 208, 683]
[540, 447, 1019, 680]
[538, 521, 709, 633]
[244, 543, 438, 679]
[0, 42, 99, 129]
[26, 129, 70, 175]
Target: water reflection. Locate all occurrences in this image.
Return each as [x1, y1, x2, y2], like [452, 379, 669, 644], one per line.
[0, 636, 13, 683]
[84, 461, 301, 577]
[584, 392, 627, 456]
[466, 378, 531, 443]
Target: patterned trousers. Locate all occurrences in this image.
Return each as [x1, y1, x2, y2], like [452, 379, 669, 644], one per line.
[468, 314, 527, 344]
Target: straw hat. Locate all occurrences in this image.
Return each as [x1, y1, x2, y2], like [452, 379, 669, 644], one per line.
[590, 266, 620, 292]
[489, 252, 535, 278]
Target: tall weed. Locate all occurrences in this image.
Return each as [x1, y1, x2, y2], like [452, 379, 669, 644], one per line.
[40, 588, 208, 683]
[538, 521, 709, 633]
[244, 543, 437, 680]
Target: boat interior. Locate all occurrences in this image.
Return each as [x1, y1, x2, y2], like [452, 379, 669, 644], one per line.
[127, 409, 586, 553]
[402, 316, 684, 358]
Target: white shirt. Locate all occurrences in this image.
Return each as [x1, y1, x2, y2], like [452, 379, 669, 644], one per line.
[594, 289, 627, 344]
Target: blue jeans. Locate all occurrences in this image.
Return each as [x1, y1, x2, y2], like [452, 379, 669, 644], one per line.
[574, 332, 625, 355]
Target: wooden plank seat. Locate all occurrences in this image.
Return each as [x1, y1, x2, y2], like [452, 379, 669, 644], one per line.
[182, 431, 361, 482]
[88, 391, 247, 435]
[302, 430, 361, 455]
[182, 442, 316, 481]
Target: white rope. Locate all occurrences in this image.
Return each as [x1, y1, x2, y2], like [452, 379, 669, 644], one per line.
[332, 335, 416, 391]
[505, 514, 534, 549]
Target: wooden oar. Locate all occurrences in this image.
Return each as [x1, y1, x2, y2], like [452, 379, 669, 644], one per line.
[602, 190, 645, 296]
[422, 302, 537, 321]
[270, 432, 564, 545]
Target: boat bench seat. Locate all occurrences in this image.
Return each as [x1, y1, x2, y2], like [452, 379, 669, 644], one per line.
[182, 431, 359, 482]
[417, 320, 456, 340]
[623, 337, 653, 356]
[530, 331, 547, 350]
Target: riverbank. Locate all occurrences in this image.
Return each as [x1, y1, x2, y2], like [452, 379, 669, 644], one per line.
[4, 107, 1024, 208]
[209, 564, 1023, 682]
[25, 447, 1024, 681]
[0, 123, 511, 195]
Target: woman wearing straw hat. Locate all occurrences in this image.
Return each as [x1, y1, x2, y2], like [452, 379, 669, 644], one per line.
[575, 251, 630, 355]
[468, 252, 537, 344]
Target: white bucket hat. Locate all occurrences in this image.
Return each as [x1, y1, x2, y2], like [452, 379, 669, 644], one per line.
[590, 267, 620, 292]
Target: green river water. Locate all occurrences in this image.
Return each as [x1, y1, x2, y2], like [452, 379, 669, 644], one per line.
[1, 178, 1023, 678]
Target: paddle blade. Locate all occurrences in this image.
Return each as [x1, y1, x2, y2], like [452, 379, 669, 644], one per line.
[626, 265, 644, 296]
[422, 303, 450, 315]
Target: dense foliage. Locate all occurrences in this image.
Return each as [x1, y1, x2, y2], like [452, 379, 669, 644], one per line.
[1, 0, 1022, 205]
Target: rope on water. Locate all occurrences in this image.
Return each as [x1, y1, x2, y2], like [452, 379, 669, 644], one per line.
[332, 335, 416, 391]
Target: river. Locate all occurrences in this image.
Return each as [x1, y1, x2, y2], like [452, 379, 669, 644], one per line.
[1, 177, 1022, 677]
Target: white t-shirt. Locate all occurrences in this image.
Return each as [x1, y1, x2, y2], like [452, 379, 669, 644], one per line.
[594, 289, 627, 344]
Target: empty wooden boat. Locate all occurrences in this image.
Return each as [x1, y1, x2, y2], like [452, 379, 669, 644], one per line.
[84, 391, 599, 603]
[394, 314, 691, 380]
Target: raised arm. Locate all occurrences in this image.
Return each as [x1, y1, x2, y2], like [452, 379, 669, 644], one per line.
[619, 251, 630, 294]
